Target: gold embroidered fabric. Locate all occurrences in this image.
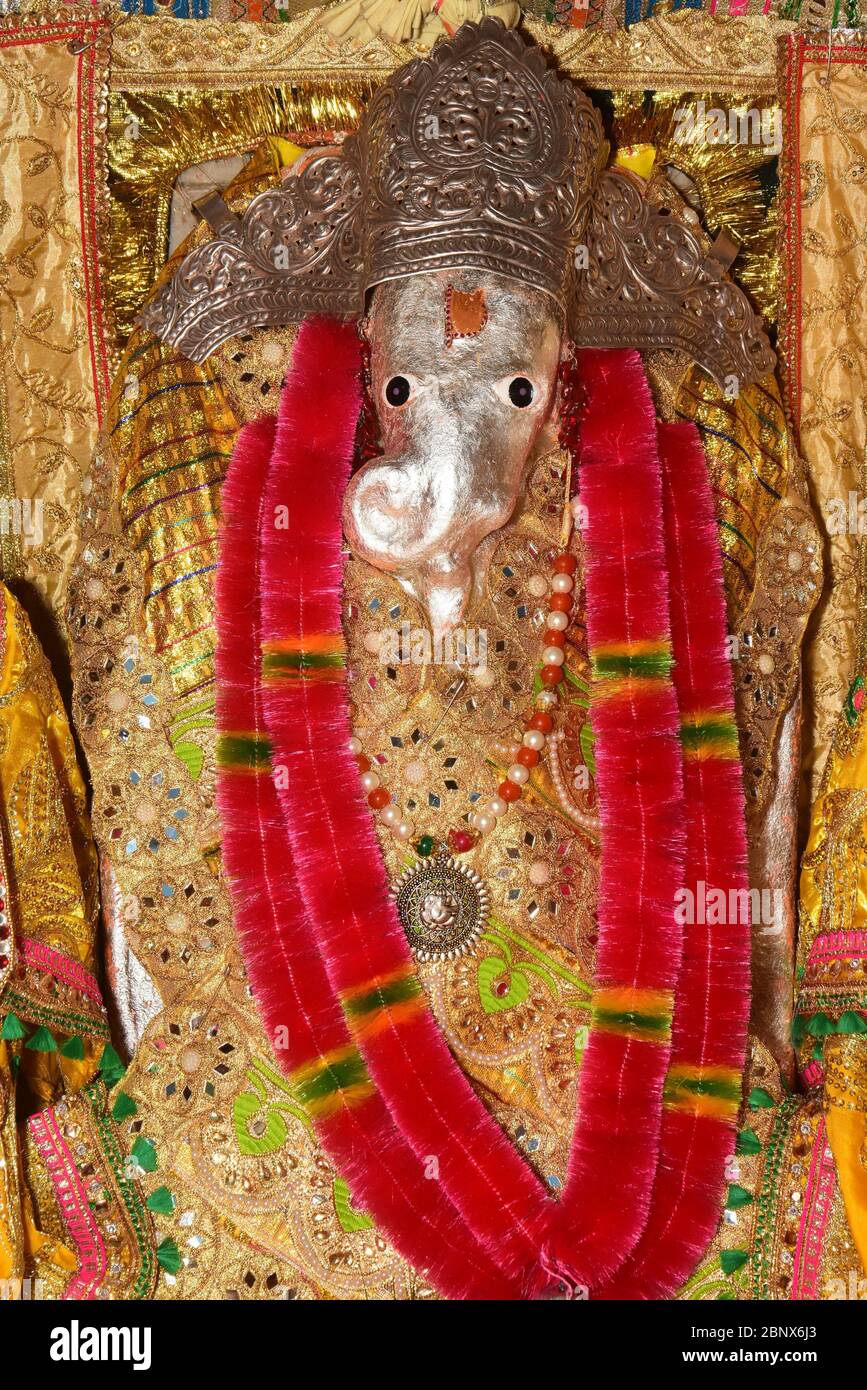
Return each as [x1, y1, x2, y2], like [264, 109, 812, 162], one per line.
[780, 34, 867, 816]
[0, 12, 111, 683]
[54, 96, 834, 1293]
[108, 10, 789, 95]
[0, 583, 105, 1287]
[1, 6, 851, 1300]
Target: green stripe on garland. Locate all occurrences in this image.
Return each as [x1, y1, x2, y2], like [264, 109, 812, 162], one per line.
[591, 647, 674, 681]
[663, 1066, 743, 1120]
[666, 1072, 742, 1103]
[680, 714, 739, 757]
[343, 973, 423, 1020]
[262, 648, 345, 676]
[292, 1046, 375, 1119]
[216, 732, 273, 772]
[591, 1006, 672, 1041]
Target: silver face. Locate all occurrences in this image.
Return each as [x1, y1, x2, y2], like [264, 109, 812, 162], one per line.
[342, 270, 563, 634]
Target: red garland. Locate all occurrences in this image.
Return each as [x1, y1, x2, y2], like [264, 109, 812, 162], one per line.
[215, 324, 515, 1299]
[552, 349, 686, 1281]
[258, 334, 690, 1292]
[598, 422, 751, 1298]
[258, 320, 553, 1282]
[216, 318, 751, 1299]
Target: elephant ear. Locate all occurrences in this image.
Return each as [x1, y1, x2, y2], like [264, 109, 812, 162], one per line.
[139, 150, 365, 364]
[571, 168, 775, 391]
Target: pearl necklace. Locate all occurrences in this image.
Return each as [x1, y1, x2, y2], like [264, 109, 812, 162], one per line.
[348, 541, 579, 856]
[346, 531, 582, 961]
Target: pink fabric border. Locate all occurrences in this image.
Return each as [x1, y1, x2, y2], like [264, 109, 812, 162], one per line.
[20, 937, 104, 1008]
[791, 1116, 836, 1301]
[28, 1107, 107, 1300]
[807, 931, 867, 966]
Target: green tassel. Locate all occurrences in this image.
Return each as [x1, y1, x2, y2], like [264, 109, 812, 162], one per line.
[1, 1013, 26, 1042]
[736, 1127, 762, 1156]
[720, 1249, 749, 1275]
[156, 1237, 181, 1275]
[146, 1186, 175, 1215]
[748, 1087, 775, 1110]
[60, 1036, 86, 1060]
[806, 1012, 835, 1037]
[130, 1137, 157, 1173]
[837, 1010, 867, 1035]
[112, 1091, 138, 1122]
[792, 1014, 808, 1048]
[726, 1184, 753, 1210]
[25, 1026, 57, 1053]
[99, 1042, 126, 1089]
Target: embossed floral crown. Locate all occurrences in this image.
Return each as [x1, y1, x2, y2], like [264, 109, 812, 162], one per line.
[141, 17, 774, 389]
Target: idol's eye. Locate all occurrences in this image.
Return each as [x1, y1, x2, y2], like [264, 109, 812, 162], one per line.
[384, 375, 412, 408]
[508, 377, 535, 408]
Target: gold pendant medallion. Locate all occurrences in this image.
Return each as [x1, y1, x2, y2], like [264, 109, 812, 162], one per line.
[392, 848, 489, 963]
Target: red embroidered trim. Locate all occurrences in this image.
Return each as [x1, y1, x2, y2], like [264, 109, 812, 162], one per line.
[791, 1116, 836, 1301]
[20, 938, 104, 1008]
[808, 931, 867, 965]
[28, 1108, 107, 1300]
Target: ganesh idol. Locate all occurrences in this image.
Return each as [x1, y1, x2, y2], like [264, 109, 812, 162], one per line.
[2, 18, 862, 1302]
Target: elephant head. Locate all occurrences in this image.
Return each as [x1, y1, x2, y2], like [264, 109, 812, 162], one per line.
[140, 18, 774, 638]
[343, 271, 564, 635]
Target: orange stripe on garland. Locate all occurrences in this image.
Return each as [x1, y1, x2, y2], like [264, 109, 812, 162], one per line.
[591, 986, 674, 1042]
[291, 1044, 376, 1121]
[662, 1065, 742, 1122]
[261, 634, 346, 683]
[341, 966, 426, 1042]
[265, 634, 345, 655]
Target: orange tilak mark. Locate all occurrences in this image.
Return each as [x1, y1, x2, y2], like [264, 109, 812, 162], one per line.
[445, 284, 489, 346]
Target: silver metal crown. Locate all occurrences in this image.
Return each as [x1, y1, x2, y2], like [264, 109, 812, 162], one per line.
[358, 19, 602, 306]
[140, 18, 775, 390]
